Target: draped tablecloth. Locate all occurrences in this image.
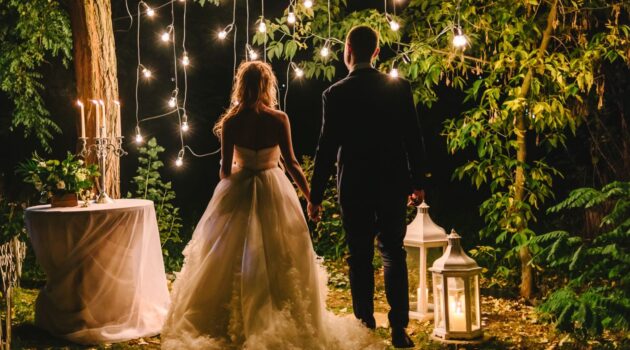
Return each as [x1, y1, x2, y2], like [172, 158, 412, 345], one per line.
[25, 199, 171, 344]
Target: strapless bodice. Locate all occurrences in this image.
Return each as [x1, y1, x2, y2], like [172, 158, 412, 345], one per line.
[233, 145, 280, 171]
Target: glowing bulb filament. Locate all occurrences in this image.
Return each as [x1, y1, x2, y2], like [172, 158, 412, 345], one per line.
[161, 32, 170, 42]
[182, 52, 190, 66]
[175, 156, 183, 167]
[304, 0, 313, 8]
[258, 21, 267, 33]
[142, 68, 152, 78]
[389, 68, 399, 78]
[249, 49, 259, 60]
[287, 12, 296, 24]
[390, 20, 400, 31]
[146, 7, 155, 17]
[168, 97, 177, 108]
[294, 67, 304, 78]
[453, 28, 468, 48]
[135, 126, 143, 143]
[320, 46, 329, 57]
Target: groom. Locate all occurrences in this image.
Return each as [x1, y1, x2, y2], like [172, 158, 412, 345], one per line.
[308, 26, 427, 348]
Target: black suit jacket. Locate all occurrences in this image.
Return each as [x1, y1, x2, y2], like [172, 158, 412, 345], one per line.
[310, 68, 427, 205]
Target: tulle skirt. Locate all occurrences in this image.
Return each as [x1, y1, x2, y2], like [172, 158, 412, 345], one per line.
[161, 166, 383, 349]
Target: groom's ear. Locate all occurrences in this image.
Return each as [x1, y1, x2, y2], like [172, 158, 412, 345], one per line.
[372, 47, 380, 60]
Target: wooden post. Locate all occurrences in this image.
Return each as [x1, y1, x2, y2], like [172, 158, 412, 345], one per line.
[68, 0, 121, 198]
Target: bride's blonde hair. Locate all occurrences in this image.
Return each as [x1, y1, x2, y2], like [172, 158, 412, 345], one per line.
[213, 61, 278, 137]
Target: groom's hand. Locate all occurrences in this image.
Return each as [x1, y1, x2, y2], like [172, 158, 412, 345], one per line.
[307, 202, 322, 222]
[408, 189, 425, 206]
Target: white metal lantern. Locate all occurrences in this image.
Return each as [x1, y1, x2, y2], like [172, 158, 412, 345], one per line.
[404, 201, 448, 320]
[429, 230, 482, 340]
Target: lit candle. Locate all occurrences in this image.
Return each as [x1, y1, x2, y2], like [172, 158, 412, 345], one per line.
[91, 100, 100, 138]
[77, 100, 85, 138]
[99, 100, 106, 138]
[448, 294, 467, 331]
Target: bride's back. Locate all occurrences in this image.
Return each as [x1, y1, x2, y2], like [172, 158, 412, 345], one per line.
[225, 106, 284, 151]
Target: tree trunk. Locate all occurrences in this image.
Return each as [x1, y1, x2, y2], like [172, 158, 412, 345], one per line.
[514, 0, 558, 300]
[68, 0, 121, 198]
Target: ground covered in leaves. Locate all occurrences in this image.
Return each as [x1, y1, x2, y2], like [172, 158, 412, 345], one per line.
[10, 262, 629, 349]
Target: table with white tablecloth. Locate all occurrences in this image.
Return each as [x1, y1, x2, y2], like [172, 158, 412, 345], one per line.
[25, 199, 171, 344]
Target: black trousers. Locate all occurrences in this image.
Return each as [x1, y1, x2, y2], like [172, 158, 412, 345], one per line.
[340, 192, 409, 329]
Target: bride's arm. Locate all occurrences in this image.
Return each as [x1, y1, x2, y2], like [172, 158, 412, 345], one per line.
[219, 123, 235, 179]
[278, 113, 311, 200]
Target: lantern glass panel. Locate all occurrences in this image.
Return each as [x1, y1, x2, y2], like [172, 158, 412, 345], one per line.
[426, 247, 443, 306]
[405, 246, 420, 306]
[447, 277, 467, 332]
[433, 273, 444, 329]
[469, 275, 480, 331]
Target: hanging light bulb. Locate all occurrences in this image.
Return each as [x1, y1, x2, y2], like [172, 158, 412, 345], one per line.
[389, 68, 399, 78]
[168, 96, 177, 108]
[249, 48, 259, 60]
[304, 0, 313, 9]
[161, 32, 170, 42]
[135, 126, 143, 143]
[182, 52, 190, 66]
[320, 45, 330, 58]
[287, 12, 296, 24]
[218, 30, 228, 39]
[142, 67, 152, 78]
[453, 27, 468, 48]
[175, 150, 184, 167]
[181, 114, 189, 132]
[258, 21, 267, 33]
[389, 20, 400, 31]
[294, 67, 304, 78]
[145, 6, 155, 17]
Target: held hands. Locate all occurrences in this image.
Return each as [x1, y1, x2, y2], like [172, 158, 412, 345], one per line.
[408, 189, 425, 206]
[307, 201, 322, 222]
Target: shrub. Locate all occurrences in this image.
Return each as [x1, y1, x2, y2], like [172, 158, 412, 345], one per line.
[127, 138, 183, 271]
[534, 181, 630, 338]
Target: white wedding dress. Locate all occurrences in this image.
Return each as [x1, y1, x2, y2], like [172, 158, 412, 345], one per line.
[161, 145, 383, 349]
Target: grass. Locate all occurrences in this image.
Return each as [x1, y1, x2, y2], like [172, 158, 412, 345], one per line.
[8, 261, 629, 349]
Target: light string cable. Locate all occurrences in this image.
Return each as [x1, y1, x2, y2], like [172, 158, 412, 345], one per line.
[134, 1, 143, 142]
[246, 0, 250, 60]
[232, 0, 238, 75]
[261, 0, 267, 62]
[283, 0, 298, 111]
[124, 0, 134, 31]
[169, 0, 186, 164]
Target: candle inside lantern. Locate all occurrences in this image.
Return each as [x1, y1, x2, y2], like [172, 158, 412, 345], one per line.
[91, 100, 100, 138]
[448, 293, 466, 332]
[77, 100, 85, 138]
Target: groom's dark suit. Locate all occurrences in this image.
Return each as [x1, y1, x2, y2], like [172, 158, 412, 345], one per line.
[310, 67, 427, 329]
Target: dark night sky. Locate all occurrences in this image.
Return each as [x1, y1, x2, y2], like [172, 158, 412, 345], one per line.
[0, 0, 489, 242]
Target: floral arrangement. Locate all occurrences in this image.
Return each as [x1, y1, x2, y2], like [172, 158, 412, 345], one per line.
[17, 152, 99, 202]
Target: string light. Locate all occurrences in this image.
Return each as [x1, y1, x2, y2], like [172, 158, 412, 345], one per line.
[142, 3, 155, 17]
[389, 19, 400, 31]
[182, 51, 190, 66]
[218, 24, 233, 40]
[304, 0, 313, 8]
[161, 25, 173, 42]
[453, 27, 468, 48]
[389, 67, 399, 78]
[135, 126, 144, 143]
[258, 21, 267, 33]
[320, 45, 330, 57]
[175, 149, 184, 167]
[246, 44, 259, 60]
[141, 67, 152, 78]
[290, 62, 304, 78]
[168, 97, 177, 107]
[181, 114, 189, 132]
[287, 11, 296, 24]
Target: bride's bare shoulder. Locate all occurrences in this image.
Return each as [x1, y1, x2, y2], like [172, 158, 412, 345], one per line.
[261, 106, 288, 123]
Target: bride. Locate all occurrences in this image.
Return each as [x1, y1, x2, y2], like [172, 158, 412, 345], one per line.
[161, 61, 382, 349]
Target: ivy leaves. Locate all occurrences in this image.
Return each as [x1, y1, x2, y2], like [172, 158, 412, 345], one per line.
[0, 0, 72, 152]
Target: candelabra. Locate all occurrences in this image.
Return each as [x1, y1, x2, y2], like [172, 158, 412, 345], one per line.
[78, 128, 127, 204]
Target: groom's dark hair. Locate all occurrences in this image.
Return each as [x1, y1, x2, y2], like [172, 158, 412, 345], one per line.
[346, 26, 379, 62]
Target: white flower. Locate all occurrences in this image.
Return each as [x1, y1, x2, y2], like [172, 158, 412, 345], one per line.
[56, 181, 66, 190]
[76, 171, 87, 182]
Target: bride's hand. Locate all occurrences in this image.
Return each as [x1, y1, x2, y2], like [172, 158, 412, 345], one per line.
[307, 202, 322, 222]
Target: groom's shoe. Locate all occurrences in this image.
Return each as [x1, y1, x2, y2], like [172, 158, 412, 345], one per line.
[391, 328, 415, 348]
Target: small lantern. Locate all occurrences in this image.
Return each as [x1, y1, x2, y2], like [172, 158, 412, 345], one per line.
[404, 201, 448, 320]
[429, 230, 482, 340]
